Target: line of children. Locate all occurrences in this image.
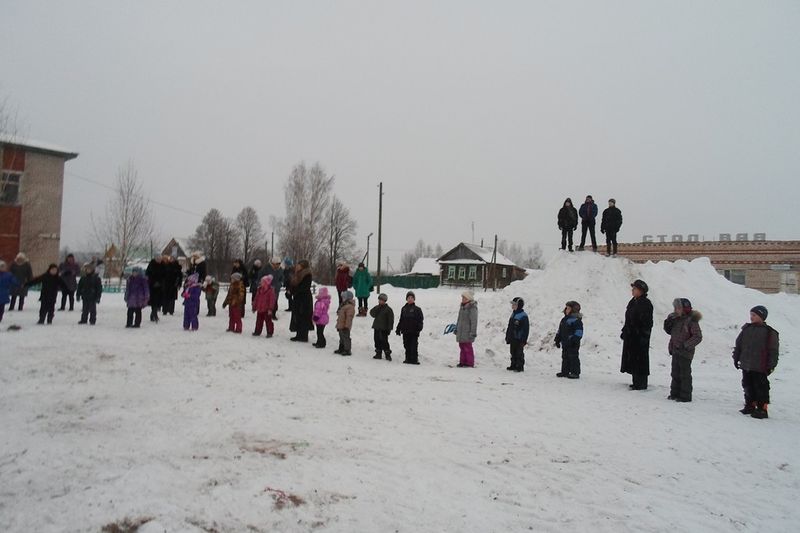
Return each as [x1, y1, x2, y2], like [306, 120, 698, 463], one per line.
[76, 263, 103, 325]
[182, 273, 202, 331]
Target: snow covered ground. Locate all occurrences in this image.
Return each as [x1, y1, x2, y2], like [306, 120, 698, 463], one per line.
[1, 253, 798, 532]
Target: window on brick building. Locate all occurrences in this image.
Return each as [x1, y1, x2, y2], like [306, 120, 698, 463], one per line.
[722, 269, 746, 286]
[0, 173, 21, 205]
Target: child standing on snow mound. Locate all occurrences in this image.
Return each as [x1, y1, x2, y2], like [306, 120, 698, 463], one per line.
[335, 290, 355, 356]
[76, 262, 103, 325]
[505, 297, 529, 372]
[555, 301, 584, 378]
[396, 291, 424, 365]
[223, 272, 245, 333]
[663, 298, 703, 402]
[182, 273, 202, 331]
[312, 287, 331, 348]
[370, 293, 394, 361]
[203, 276, 219, 316]
[456, 291, 478, 367]
[252, 275, 276, 338]
[124, 267, 149, 328]
[733, 306, 779, 419]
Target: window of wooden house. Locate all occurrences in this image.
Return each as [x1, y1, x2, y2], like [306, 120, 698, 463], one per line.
[448, 265, 456, 279]
[468, 266, 477, 280]
[458, 266, 466, 280]
[502, 267, 508, 279]
[0, 173, 21, 205]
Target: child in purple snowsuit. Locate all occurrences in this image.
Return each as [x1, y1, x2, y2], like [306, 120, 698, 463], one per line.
[312, 286, 332, 348]
[182, 273, 202, 330]
[124, 267, 150, 328]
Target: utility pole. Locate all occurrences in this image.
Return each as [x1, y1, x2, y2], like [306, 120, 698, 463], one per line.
[270, 231, 274, 259]
[377, 182, 383, 293]
[491, 234, 498, 291]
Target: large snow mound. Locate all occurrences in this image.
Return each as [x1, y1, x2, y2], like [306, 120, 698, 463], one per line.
[1, 252, 798, 532]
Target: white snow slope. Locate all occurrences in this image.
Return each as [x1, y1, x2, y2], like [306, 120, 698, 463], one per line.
[1, 252, 798, 532]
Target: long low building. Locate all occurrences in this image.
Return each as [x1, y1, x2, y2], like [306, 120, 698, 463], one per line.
[617, 240, 800, 294]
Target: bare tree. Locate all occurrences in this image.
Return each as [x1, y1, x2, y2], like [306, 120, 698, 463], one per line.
[189, 208, 240, 278]
[498, 240, 544, 269]
[235, 206, 265, 265]
[91, 160, 155, 283]
[322, 195, 358, 283]
[400, 239, 436, 273]
[277, 162, 334, 263]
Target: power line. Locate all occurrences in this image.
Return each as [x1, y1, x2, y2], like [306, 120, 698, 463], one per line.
[65, 170, 204, 218]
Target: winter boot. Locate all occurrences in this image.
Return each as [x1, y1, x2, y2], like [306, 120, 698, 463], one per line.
[751, 404, 769, 419]
[739, 402, 756, 415]
[373, 354, 382, 360]
[385, 354, 392, 362]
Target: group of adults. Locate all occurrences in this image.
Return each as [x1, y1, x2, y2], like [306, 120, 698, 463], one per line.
[558, 195, 623, 256]
[143, 255, 185, 322]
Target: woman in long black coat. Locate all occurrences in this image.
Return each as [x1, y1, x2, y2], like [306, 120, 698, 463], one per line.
[620, 279, 654, 390]
[289, 260, 314, 342]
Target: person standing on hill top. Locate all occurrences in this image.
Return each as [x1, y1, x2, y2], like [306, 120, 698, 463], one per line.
[557, 198, 579, 252]
[578, 195, 598, 252]
[663, 298, 703, 402]
[620, 279, 653, 390]
[733, 306, 779, 419]
[600, 198, 623, 257]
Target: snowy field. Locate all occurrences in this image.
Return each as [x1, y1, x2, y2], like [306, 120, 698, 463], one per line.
[1, 253, 798, 532]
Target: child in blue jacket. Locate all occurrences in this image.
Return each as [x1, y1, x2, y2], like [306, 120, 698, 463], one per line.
[505, 297, 530, 372]
[555, 301, 584, 379]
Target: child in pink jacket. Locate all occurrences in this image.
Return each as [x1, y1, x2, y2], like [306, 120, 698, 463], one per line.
[312, 287, 332, 348]
[252, 275, 276, 338]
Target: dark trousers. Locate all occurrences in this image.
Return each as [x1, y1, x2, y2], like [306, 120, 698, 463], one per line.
[315, 324, 326, 347]
[670, 354, 693, 400]
[80, 301, 97, 324]
[150, 302, 160, 321]
[561, 349, 580, 376]
[60, 290, 75, 311]
[285, 291, 293, 311]
[126, 307, 142, 327]
[605, 231, 618, 255]
[580, 222, 597, 250]
[402, 333, 419, 363]
[206, 298, 217, 316]
[254, 311, 274, 336]
[9, 294, 25, 310]
[509, 340, 525, 370]
[374, 330, 391, 357]
[742, 370, 770, 406]
[338, 328, 352, 353]
[0, 304, 5, 323]
[39, 302, 56, 324]
[560, 229, 574, 250]
[632, 373, 648, 389]
[358, 297, 368, 310]
[162, 297, 176, 315]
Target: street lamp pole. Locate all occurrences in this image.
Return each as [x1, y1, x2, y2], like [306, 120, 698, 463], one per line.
[366, 232, 373, 269]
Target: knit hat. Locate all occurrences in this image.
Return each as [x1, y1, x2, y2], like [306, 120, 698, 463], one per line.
[378, 293, 388, 302]
[341, 290, 354, 301]
[231, 272, 242, 281]
[317, 286, 329, 299]
[406, 291, 416, 300]
[673, 298, 692, 313]
[511, 297, 524, 309]
[271, 257, 281, 264]
[253, 259, 262, 267]
[750, 305, 768, 321]
[631, 279, 648, 294]
[261, 275, 273, 287]
[608, 198, 616, 205]
[565, 300, 581, 313]
[461, 290, 474, 301]
[187, 273, 199, 286]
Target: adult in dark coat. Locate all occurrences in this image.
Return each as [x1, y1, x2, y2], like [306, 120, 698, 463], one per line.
[578, 195, 599, 252]
[146, 256, 166, 322]
[557, 198, 579, 252]
[396, 291, 424, 364]
[161, 255, 183, 315]
[600, 199, 623, 256]
[288, 260, 313, 342]
[232, 259, 249, 317]
[187, 252, 207, 285]
[58, 254, 81, 311]
[27, 264, 68, 324]
[9, 252, 33, 311]
[620, 279, 654, 390]
[248, 259, 263, 295]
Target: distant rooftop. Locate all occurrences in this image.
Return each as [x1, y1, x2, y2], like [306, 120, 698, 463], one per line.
[0, 133, 79, 160]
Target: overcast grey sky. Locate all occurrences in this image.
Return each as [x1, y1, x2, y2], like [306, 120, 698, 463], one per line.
[2, 0, 799, 266]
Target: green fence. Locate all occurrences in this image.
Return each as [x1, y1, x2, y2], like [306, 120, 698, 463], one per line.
[378, 275, 440, 289]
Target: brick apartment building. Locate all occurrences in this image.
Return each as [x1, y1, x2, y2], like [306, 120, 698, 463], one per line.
[0, 135, 78, 274]
[617, 238, 800, 294]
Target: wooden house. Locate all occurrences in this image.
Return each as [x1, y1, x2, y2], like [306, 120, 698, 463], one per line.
[438, 243, 526, 289]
